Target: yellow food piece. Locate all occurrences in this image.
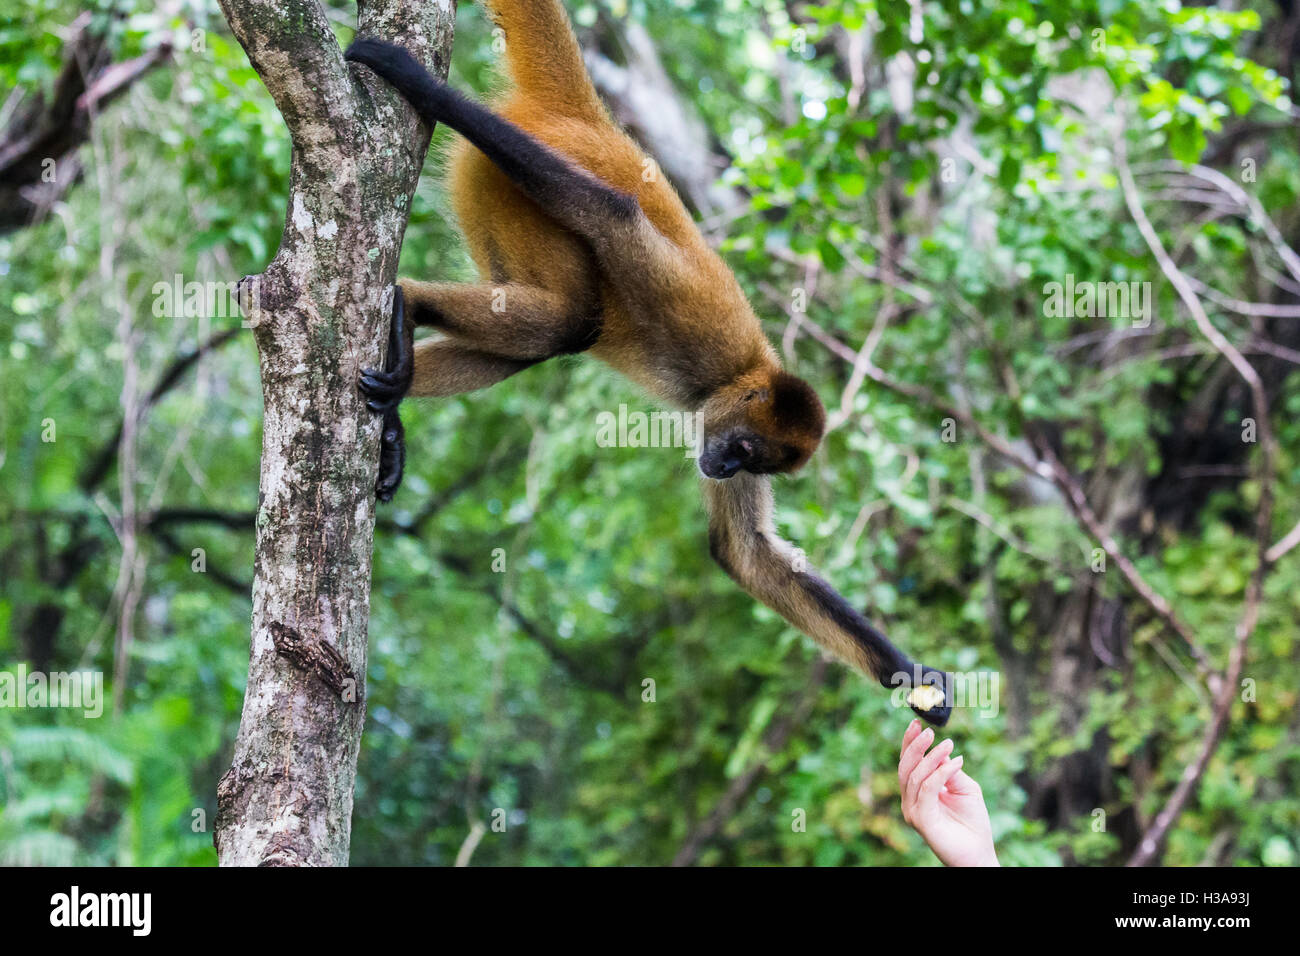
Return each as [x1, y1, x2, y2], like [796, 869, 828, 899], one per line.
[907, 684, 946, 712]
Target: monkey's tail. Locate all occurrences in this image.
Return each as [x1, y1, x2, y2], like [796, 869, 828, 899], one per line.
[345, 38, 633, 236]
[481, 0, 606, 122]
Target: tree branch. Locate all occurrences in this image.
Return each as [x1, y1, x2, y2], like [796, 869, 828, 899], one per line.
[672, 657, 829, 866]
[0, 13, 174, 232]
[782, 306, 1219, 689]
[80, 327, 241, 491]
[1118, 142, 1279, 865]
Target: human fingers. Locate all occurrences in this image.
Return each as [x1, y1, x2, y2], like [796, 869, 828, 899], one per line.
[898, 724, 934, 791]
[905, 736, 955, 808]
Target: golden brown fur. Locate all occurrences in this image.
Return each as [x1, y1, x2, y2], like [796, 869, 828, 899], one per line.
[409, 0, 776, 411]
[345, 0, 952, 724]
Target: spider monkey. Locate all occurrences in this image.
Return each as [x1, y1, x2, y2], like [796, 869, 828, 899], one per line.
[345, 0, 952, 725]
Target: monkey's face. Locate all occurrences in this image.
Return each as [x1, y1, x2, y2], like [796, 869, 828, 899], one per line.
[698, 371, 826, 479]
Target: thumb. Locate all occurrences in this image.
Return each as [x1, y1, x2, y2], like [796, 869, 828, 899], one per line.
[945, 766, 982, 796]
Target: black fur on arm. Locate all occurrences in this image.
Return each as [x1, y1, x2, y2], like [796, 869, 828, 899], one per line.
[344, 38, 637, 233]
[796, 573, 952, 725]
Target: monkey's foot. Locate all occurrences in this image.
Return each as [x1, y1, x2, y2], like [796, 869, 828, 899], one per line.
[365, 286, 413, 502]
[376, 407, 406, 503]
[906, 670, 953, 726]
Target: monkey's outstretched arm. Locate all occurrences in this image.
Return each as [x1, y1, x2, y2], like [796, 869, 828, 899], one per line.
[704, 473, 953, 725]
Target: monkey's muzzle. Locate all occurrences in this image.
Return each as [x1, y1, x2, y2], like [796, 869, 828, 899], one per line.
[699, 435, 755, 480]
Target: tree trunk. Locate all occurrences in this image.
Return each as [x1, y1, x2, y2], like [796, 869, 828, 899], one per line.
[212, 0, 455, 867]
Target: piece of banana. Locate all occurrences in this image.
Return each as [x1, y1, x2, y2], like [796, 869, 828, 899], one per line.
[907, 683, 947, 712]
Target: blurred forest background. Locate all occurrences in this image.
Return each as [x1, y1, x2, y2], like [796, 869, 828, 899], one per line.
[2, 0, 1299, 866]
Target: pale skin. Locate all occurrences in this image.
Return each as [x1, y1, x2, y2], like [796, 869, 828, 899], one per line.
[898, 720, 999, 867]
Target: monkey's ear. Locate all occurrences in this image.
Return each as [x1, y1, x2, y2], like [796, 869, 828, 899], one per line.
[770, 372, 826, 438]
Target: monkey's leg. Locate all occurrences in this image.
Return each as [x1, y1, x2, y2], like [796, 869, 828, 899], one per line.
[360, 286, 414, 414]
[375, 407, 405, 502]
[408, 339, 540, 397]
[400, 280, 601, 359]
[367, 340, 523, 500]
[359, 287, 414, 501]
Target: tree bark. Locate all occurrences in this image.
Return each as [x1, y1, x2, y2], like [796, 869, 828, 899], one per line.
[212, 0, 455, 867]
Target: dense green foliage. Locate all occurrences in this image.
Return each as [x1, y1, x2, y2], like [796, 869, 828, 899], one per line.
[1, 0, 1297, 866]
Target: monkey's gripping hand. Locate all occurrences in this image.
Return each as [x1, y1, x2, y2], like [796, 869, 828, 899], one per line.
[359, 286, 414, 502]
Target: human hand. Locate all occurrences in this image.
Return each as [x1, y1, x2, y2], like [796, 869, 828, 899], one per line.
[898, 719, 998, 867]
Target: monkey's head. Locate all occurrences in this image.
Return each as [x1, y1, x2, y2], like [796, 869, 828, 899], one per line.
[698, 368, 826, 479]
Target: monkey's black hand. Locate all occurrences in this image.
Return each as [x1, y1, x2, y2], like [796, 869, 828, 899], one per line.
[361, 286, 414, 502]
[359, 286, 413, 414]
[906, 667, 953, 727]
